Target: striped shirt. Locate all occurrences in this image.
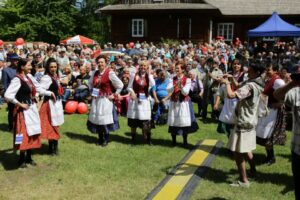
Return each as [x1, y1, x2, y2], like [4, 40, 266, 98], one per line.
[285, 87, 300, 155]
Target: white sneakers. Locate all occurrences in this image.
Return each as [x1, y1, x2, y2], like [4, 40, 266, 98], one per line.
[230, 180, 250, 188]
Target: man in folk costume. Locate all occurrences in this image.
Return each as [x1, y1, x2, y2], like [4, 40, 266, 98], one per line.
[87, 57, 123, 147]
[40, 58, 65, 155]
[167, 63, 199, 147]
[5, 59, 56, 167]
[127, 61, 155, 145]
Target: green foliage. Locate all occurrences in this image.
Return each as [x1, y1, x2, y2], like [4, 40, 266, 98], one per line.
[0, 0, 78, 43]
[160, 37, 180, 46]
[74, 0, 111, 44]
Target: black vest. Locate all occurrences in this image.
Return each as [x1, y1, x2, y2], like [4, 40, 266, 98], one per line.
[44, 76, 59, 101]
[15, 77, 33, 104]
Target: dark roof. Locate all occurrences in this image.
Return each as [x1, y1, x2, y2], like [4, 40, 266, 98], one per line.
[98, 3, 217, 12]
[98, 0, 300, 15]
[204, 0, 300, 15]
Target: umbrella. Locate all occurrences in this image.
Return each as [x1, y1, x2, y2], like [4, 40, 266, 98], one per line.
[61, 35, 96, 45]
[100, 50, 124, 56]
[126, 48, 144, 56]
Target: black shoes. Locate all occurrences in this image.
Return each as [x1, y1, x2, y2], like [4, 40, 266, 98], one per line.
[48, 140, 59, 156]
[266, 157, 276, 166]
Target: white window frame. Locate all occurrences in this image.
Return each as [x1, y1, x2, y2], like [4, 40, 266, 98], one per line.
[217, 23, 234, 42]
[132, 19, 144, 37]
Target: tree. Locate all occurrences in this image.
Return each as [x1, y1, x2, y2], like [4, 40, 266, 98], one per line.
[74, 0, 115, 44]
[0, 0, 79, 43]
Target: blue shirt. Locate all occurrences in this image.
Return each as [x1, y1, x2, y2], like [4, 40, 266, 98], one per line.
[153, 78, 170, 99]
[1, 66, 16, 91]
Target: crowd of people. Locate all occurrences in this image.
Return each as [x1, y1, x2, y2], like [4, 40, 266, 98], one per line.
[0, 38, 300, 198]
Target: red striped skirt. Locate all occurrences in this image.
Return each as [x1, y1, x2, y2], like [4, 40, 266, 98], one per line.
[14, 108, 41, 151]
[39, 101, 60, 140]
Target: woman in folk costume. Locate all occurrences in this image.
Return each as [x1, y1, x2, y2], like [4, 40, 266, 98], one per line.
[167, 63, 199, 147]
[39, 58, 64, 155]
[4, 59, 55, 167]
[127, 60, 155, 145]
[256, 62, 286, 165]
[87, 57, 123, 147]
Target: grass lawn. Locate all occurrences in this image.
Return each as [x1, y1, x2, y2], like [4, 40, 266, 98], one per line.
[0, 104, 295, 200]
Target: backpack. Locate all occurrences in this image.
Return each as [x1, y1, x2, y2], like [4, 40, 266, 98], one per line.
[248, 82, 269, 118]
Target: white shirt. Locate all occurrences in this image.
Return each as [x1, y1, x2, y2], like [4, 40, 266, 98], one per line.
[5, 74, 52, 104]
[88, 69, 124, 94]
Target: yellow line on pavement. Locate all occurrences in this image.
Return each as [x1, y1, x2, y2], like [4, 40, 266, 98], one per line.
[152, 140, 218, 200]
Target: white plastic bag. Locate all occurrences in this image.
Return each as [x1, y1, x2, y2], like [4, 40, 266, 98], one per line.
[219, 98, 238, 124]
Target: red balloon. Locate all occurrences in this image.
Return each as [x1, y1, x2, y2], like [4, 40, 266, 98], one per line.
[77, 102, 88, 114]
[15, 38, 25, 45]
[65, 101, 78, 114]
[0, 40, 3, 46]
[129, 42, 134, 48]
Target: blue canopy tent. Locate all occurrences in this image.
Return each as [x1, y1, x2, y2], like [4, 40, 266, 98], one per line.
[248, 12, 300, 37]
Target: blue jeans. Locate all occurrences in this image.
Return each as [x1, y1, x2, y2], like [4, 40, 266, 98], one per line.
[62, 88, 71, 102]
[0, 97, 4, 105]
[74, 89, 89, 102]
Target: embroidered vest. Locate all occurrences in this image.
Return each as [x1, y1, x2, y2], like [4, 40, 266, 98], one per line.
[263, 74, 280, 106]
[132, 73, 149, 98]
[44, 75, 64, 101]
[93, 68, 114, 96]
[15, 75, 36, 104]
[171, 76, 189, 102]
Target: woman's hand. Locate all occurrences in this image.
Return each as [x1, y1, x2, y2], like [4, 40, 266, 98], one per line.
[51, 92, 57, 102]
[108, 94, 115, 101]
[19, 103, 29, 110]
[130, 92, 137, 100]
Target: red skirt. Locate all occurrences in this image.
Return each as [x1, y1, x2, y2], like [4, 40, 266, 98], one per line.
[14, 108, 41, 151]
[39, 101, 60, 140]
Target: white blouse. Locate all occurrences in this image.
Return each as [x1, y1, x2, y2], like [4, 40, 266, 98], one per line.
[88, 69, 124, 94]
[5, 74, 52, 105]
[167, 77, 191, 96]
[127, 73, 155, 94]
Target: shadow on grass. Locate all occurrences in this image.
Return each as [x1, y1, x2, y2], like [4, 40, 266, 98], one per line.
[34, 143, 51, 155]
[64, 131, 194, 149]
[0, 148, 19, 170]
[161, 157, 293, 194]
[209, 146, 273, 166]
[277, 153, 292, 162]
[0, 123, 11, 133]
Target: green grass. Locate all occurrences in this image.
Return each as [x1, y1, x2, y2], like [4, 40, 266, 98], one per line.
[0, 104, 295, 200]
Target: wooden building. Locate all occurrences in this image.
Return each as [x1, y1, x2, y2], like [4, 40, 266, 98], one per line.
[97, 0, 300, 43]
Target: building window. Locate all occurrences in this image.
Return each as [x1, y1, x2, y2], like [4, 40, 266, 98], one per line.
[132, 19, 144, 37]
[217, 23, 234, 41]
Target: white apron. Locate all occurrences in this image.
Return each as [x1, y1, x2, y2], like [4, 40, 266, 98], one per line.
[167, 101, 191, 127]
[23, 104, 41, 136]
[89, 97, 114, 125]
